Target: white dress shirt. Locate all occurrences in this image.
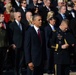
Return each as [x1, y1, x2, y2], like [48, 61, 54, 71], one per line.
[34, 25, 39, 34]
[15, 0, 20, 6]
[49, 24, 55, 31]
[15, 20, 22, 31]
[22, 6, 26, 12]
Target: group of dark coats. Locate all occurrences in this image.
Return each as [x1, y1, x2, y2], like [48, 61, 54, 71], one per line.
[0, 0, 76, 75]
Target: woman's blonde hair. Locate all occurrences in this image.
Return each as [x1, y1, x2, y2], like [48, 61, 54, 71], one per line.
[47, 11, 54, 21]
[5, 3, 12, 14]
[29, 16, 33, 25]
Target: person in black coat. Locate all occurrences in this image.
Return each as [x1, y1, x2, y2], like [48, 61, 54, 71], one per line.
[9, 12, 24, 75]
[39, 0, 54, 28]
[24, 14, 46, 75]
[65, 1, 76, 21]
[0, 1, 5, 13]
[44, 17, 56, 74]
[12, 0, 20, 11]
[56, 5, 67, 28]
[27, 0, 39, 15]
[18, 0, 28, 27]
[49, 19, 75, 75]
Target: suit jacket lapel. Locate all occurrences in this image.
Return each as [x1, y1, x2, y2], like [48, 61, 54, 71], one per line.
[32, 27, 42, 44]
[14, 21, 22, 32]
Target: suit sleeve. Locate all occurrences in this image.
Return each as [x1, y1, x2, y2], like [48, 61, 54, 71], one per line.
[9, 23, 14, 45]
[45, 28, 52, 49]
[24, 28, 32, 64]
[49, 32, 57, 49]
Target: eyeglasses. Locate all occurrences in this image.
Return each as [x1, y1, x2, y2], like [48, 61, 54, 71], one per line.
[23, 2, 26, 4]
[18, 16, 21, 18]
[9, 6, 12, 7]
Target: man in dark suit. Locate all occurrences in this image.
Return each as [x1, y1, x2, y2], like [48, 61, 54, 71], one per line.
[0, 1, 5, 13]
[39, 0, 55, 28]
[49, 19, 75, 75]
[27, 0, 39, 15]
[9, 12, 24, 75]
[65, 1, 76, 21]
[18, 0, 28, 27]
[24, 14, 46, 75]
[56, 5, 67, 28]
[45, 17, 56, 75]
[12, 0, 20, 11]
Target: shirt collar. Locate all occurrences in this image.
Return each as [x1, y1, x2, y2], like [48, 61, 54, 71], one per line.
[22, 6, 26, 12]
[49, 23, 55, 31]
[15, 20, 19, 26]
[15, 0, 20, 6]
[34, 25, 39, 34]
[60, 13, 65, 17]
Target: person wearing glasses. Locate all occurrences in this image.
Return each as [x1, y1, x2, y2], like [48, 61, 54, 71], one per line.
[18, 0, 28, 28]
[9, 12, 24, 75]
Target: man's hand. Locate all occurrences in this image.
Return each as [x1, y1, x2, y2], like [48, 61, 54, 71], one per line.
[28, 62, 34, 71]
[11, 44, 16, 49]
[61, 44, 69, 49]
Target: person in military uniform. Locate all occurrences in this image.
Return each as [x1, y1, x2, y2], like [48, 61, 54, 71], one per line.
[49, 19, 75, 75]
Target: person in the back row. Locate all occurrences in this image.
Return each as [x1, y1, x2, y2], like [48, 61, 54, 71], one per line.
[24, 14, 46, 75]
[56, 5, 67, 28]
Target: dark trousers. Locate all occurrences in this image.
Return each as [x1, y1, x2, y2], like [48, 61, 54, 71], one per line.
[0, 47, 7, 75]
[14, 48, 23, 75]
[55, 64, 69, 75]
[27, 63, 44, 75]
[46, 49, 54, 74]
[7, 48, 15, 69]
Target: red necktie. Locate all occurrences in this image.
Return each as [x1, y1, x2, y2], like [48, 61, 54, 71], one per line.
[38, 29, 42, 44]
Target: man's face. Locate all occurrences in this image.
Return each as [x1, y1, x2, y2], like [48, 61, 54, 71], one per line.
[62, 23, 68, 32]
[0, 14, 4, 22]
[49, 19, 56, 26]
[58, 2, 65, 7]
[5, 0, 11, 3]
[33, 0, 38, 3]
[28, 13, 32, 20]
[46, 0, 51, 7]
[61, 6, 66, 14]
[15, 13, 21, 22]
[33, 16, 42, 27]
[21, 1, 27, 8]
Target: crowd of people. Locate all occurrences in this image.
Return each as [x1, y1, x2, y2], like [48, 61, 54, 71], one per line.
[0, 0, 76, 75]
